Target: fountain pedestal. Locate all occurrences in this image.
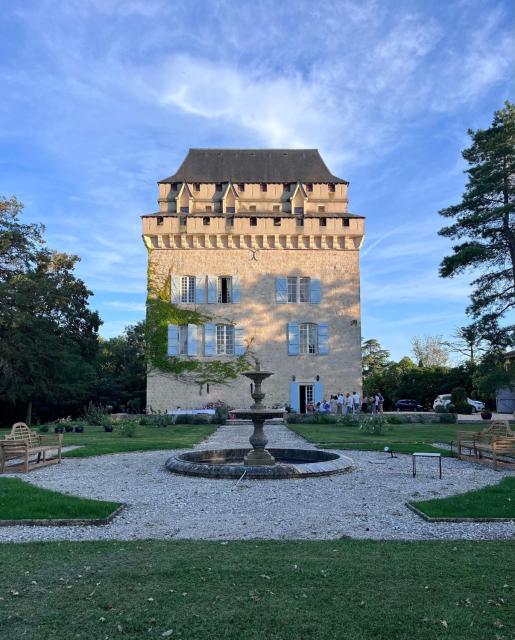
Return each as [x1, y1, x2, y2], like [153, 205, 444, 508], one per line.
[233, 368, 283, 466]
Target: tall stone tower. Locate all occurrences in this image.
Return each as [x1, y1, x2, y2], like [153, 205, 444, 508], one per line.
[142, 149, 364, 412]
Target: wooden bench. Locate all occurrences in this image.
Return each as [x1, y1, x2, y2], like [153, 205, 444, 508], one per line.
[0, 422, 63, 473]
[457, 420, 514, 471]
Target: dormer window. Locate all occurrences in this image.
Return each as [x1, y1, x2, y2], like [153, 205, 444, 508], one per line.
[260, 183, 268, 192]
[306, 183, 313, 192]
[238, 183, 245, 192]
[180, 206, 189, 213]
[226, 206, 235, 213]
[250, 217, 257, 226]
[203, 217, 211, 226]
[157, 216, 164, 225]
[294, 207, 304, 214]
[215, 183, 223, 192]
[328, 183, 335, 193]
[193, 183, 200, 192]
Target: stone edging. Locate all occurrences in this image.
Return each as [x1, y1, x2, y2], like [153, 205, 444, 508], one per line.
[405, 502, 515, 523]
[0, 503, 125, 527]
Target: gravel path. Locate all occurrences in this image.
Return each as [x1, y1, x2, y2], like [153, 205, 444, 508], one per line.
[0, 423, 513, 543]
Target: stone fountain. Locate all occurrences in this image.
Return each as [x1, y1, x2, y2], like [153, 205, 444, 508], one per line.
[165, 365, 352, 479]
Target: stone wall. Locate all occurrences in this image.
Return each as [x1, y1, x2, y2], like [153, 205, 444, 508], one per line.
[146, 245, 362, 412]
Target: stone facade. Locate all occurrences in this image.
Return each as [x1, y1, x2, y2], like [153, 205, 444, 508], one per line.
[143, 149, 365, 412]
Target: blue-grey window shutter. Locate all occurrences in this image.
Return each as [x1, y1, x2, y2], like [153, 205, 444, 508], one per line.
[290, 382, 300, 412]
[167, 324, 179, 356]
[171, 276, 181, 304]
[288, 322, 299, 355]
[207, 276, 217, 303]
[234, 325, 244, 355]
[314, 381, 324, 404]
[195, 276, 205, 304]
[318, 322, 329, 355]
[232, 275, 240, 303]
[204, 324, 216, 356]
[276, 277, 288, 303]
[310, 278, 321, 303]
[187, 324, 198, 356]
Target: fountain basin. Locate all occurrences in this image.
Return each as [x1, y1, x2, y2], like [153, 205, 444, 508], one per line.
[166, 448, 353, 479]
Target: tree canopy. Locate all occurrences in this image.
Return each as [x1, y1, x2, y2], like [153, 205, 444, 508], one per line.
[438, 101, 515, 330]
[0, 197, 101, 423]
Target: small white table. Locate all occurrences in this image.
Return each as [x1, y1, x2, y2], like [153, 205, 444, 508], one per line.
[412, 452, 442, 479]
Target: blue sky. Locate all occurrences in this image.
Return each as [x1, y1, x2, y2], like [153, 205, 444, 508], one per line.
[0, 0, 513, 361]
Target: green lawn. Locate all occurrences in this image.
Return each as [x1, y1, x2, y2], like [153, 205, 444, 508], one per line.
[0, 477, 120, 521]
[412, 477, 515, 520]
[0, 539, 513, 640]
[0, 424, 217, 458]
[288, 422, 480, 456]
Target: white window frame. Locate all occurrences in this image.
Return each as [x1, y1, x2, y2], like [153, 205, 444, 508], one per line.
[300, 323, 319, 355]
[216, 324, 235, 355]
[178, 325, 188, 355]
[180, 276, 195, 303]
[217, 276, 233, 304]
[287, 277, 311, 303]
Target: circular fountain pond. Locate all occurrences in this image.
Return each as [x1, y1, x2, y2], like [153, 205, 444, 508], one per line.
[165, 365, 353, 480]
[166, 447, 353, 479]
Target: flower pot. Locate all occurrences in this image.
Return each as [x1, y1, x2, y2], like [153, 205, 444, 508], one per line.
[74, 426, 84, 433]
[104, 426, 114, 432]
[481, 411, 492, 420]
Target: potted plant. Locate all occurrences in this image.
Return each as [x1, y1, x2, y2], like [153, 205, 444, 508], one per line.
[74, 425, 84, 433]
[481, 410, 492, 420]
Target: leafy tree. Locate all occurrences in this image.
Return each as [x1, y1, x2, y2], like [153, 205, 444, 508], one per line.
[361, 338, 390, 378]
[0, 197, 100, 424]
[473, 350, 514, 403]
[411, 335, 449, 367]
[438, 102, 515, 327]
[443, 325, 487, 364]
[95, 321, 146, 412]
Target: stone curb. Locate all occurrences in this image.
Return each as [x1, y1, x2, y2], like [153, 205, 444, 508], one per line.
[405, 502, 515, 523]
[0, 503, 126, 527]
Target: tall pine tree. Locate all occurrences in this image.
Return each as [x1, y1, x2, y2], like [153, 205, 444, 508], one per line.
[438, 102, 515, 333]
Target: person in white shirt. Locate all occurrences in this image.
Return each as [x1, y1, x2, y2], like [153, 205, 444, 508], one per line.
[345, 393, 354, 415]
[337, 393, 344, 415]
[352, 391, 361, 414]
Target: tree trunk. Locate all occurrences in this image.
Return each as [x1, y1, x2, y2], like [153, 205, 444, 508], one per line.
[25, 400, 32, 426]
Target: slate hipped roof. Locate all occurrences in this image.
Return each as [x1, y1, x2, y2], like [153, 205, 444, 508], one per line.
[160, 149, 348, 184]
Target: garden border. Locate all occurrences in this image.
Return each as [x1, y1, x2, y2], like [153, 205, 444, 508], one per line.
[405, 502, 515, 523]
[0, 503, 125, 527]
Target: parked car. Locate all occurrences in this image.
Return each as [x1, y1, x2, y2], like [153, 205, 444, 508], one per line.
[433, 394, 485, 413]
[395, 399, 424, 412]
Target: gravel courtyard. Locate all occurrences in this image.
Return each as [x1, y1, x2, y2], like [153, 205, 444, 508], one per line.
[1, 423, 513, 543]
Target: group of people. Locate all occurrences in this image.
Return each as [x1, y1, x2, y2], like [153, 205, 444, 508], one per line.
[312, 391, 384, 415]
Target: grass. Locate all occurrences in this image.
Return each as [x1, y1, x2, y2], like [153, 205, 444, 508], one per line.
[412, 477, 515, 520]
[0, 424, 217, 458]
[0, 478, 120, 521]
[0, 539, 513, 640]
[288, 422, 481, 456]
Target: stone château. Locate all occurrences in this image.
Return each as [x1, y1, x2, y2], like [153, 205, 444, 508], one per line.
[142, 149, 365, 412]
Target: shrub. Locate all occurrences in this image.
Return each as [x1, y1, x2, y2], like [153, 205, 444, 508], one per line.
[286, 412, 303, 424]
[438, 412, 457, 423]
[309, 413, 340, 425]
[39, 425, 49, 433]
[82, 403, 109, 426]
[118, 422, 137, 438]
[387, 415, 405, 425]
[100, 415, 113, 428]
[358, 415, 389, 435]
[447, 403, 456, 413]
[140, 414, 175, 427]
[455, 402, 473, 415]
[451, 387, 468, 406]
[339, 414, 358, 426]
[214, 404, 229, 425]
[434, 405, 448, 414]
